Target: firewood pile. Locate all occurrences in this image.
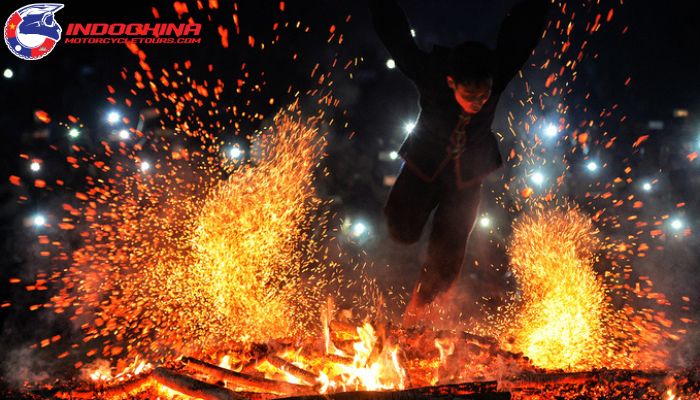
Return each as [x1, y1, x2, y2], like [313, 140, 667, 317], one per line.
[7, 321, 698, 399]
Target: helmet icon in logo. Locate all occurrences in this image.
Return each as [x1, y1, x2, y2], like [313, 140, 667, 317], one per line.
[4, 3, 64, 60]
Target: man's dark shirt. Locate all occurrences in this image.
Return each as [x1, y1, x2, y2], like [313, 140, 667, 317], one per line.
[370, 0, 549, 189]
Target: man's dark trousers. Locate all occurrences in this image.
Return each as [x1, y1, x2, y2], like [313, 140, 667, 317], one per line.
[384, 160, 481, 306]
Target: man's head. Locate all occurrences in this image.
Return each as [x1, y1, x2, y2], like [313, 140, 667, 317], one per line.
[447, 41, 496, 114]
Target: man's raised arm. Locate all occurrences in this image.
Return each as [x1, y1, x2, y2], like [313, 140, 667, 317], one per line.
[494, 0, 550, 93]
[369, 0, 429, 82]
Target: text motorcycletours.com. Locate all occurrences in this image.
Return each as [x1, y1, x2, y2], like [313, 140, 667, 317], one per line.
[63, 23, 202, 45]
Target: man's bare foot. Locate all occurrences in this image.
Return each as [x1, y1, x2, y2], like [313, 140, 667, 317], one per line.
[402, 283, 465, 330]
[402, 284, 430, 328]
[402, 292, 425, 327]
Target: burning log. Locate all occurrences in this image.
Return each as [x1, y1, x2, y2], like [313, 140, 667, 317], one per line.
[279, 393, 510, 400]
[280, 389, 509, 400]
[182, 356, 317, 395]
[279, 381, 503, 400]
[324, 353, 354, 364]
[55, 373, 152, 399]
[240, 359, 266, 374]
[333, 338, 359, 355]
[420, 381, 499, 395]
[443, 331, 499, 348]
[153, 367, 243, 400]
[266, 355, 319, 386]
[401, 328, 500, 352]
[510, 369, 668, 388]
[330, 320, 361, 338]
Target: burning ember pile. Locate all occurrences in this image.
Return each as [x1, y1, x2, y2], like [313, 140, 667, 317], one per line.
[504, 206, 608, 371]
[501, 206, 674, 372]
[43, 311, 700, 400]
[40, 106, 333, 365]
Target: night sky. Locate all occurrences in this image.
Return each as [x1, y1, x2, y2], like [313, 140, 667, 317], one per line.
[1, 0, 700, 389]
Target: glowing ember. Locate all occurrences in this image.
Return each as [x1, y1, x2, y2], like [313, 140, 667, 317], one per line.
[502, 205, 678, 372]
[505, 205, 606, 370]
[84, 357, 152, 384]
[50, 105, 331, 366]
[218, 355, 231, 370]
[191, 109, 328, 342]
[665, 388, 677, 400]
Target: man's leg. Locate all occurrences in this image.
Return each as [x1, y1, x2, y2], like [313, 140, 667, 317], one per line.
[416, 180, 482, 306]
[383, 164, 439, 245]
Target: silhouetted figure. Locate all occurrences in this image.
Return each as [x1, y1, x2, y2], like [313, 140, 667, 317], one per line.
[370, 0, 549, 325]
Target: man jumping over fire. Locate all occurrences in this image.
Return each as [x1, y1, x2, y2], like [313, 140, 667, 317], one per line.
[370, 0, 549, 325]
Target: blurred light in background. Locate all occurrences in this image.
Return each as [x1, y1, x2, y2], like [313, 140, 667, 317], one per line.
[229, 146, 243, 159]
[531, 171, 545, 186]
[403, 121, 416, 135]
[342, 217, 372, 244]
[351, 221, 368, 238]
[544, 123, 558, 138]
[669, 218, 684, 232]
[33, 214, 46, 227]
[479, 215, 491, 229]
[107, 111, 121, 125]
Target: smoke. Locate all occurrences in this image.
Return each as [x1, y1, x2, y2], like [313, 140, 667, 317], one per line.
[2, 345, 52, 389]
[636, 232, 700, 367]
[0, 208, 84, 388]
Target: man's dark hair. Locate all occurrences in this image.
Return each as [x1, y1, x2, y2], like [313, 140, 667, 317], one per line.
[447, 41, 497, 85]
